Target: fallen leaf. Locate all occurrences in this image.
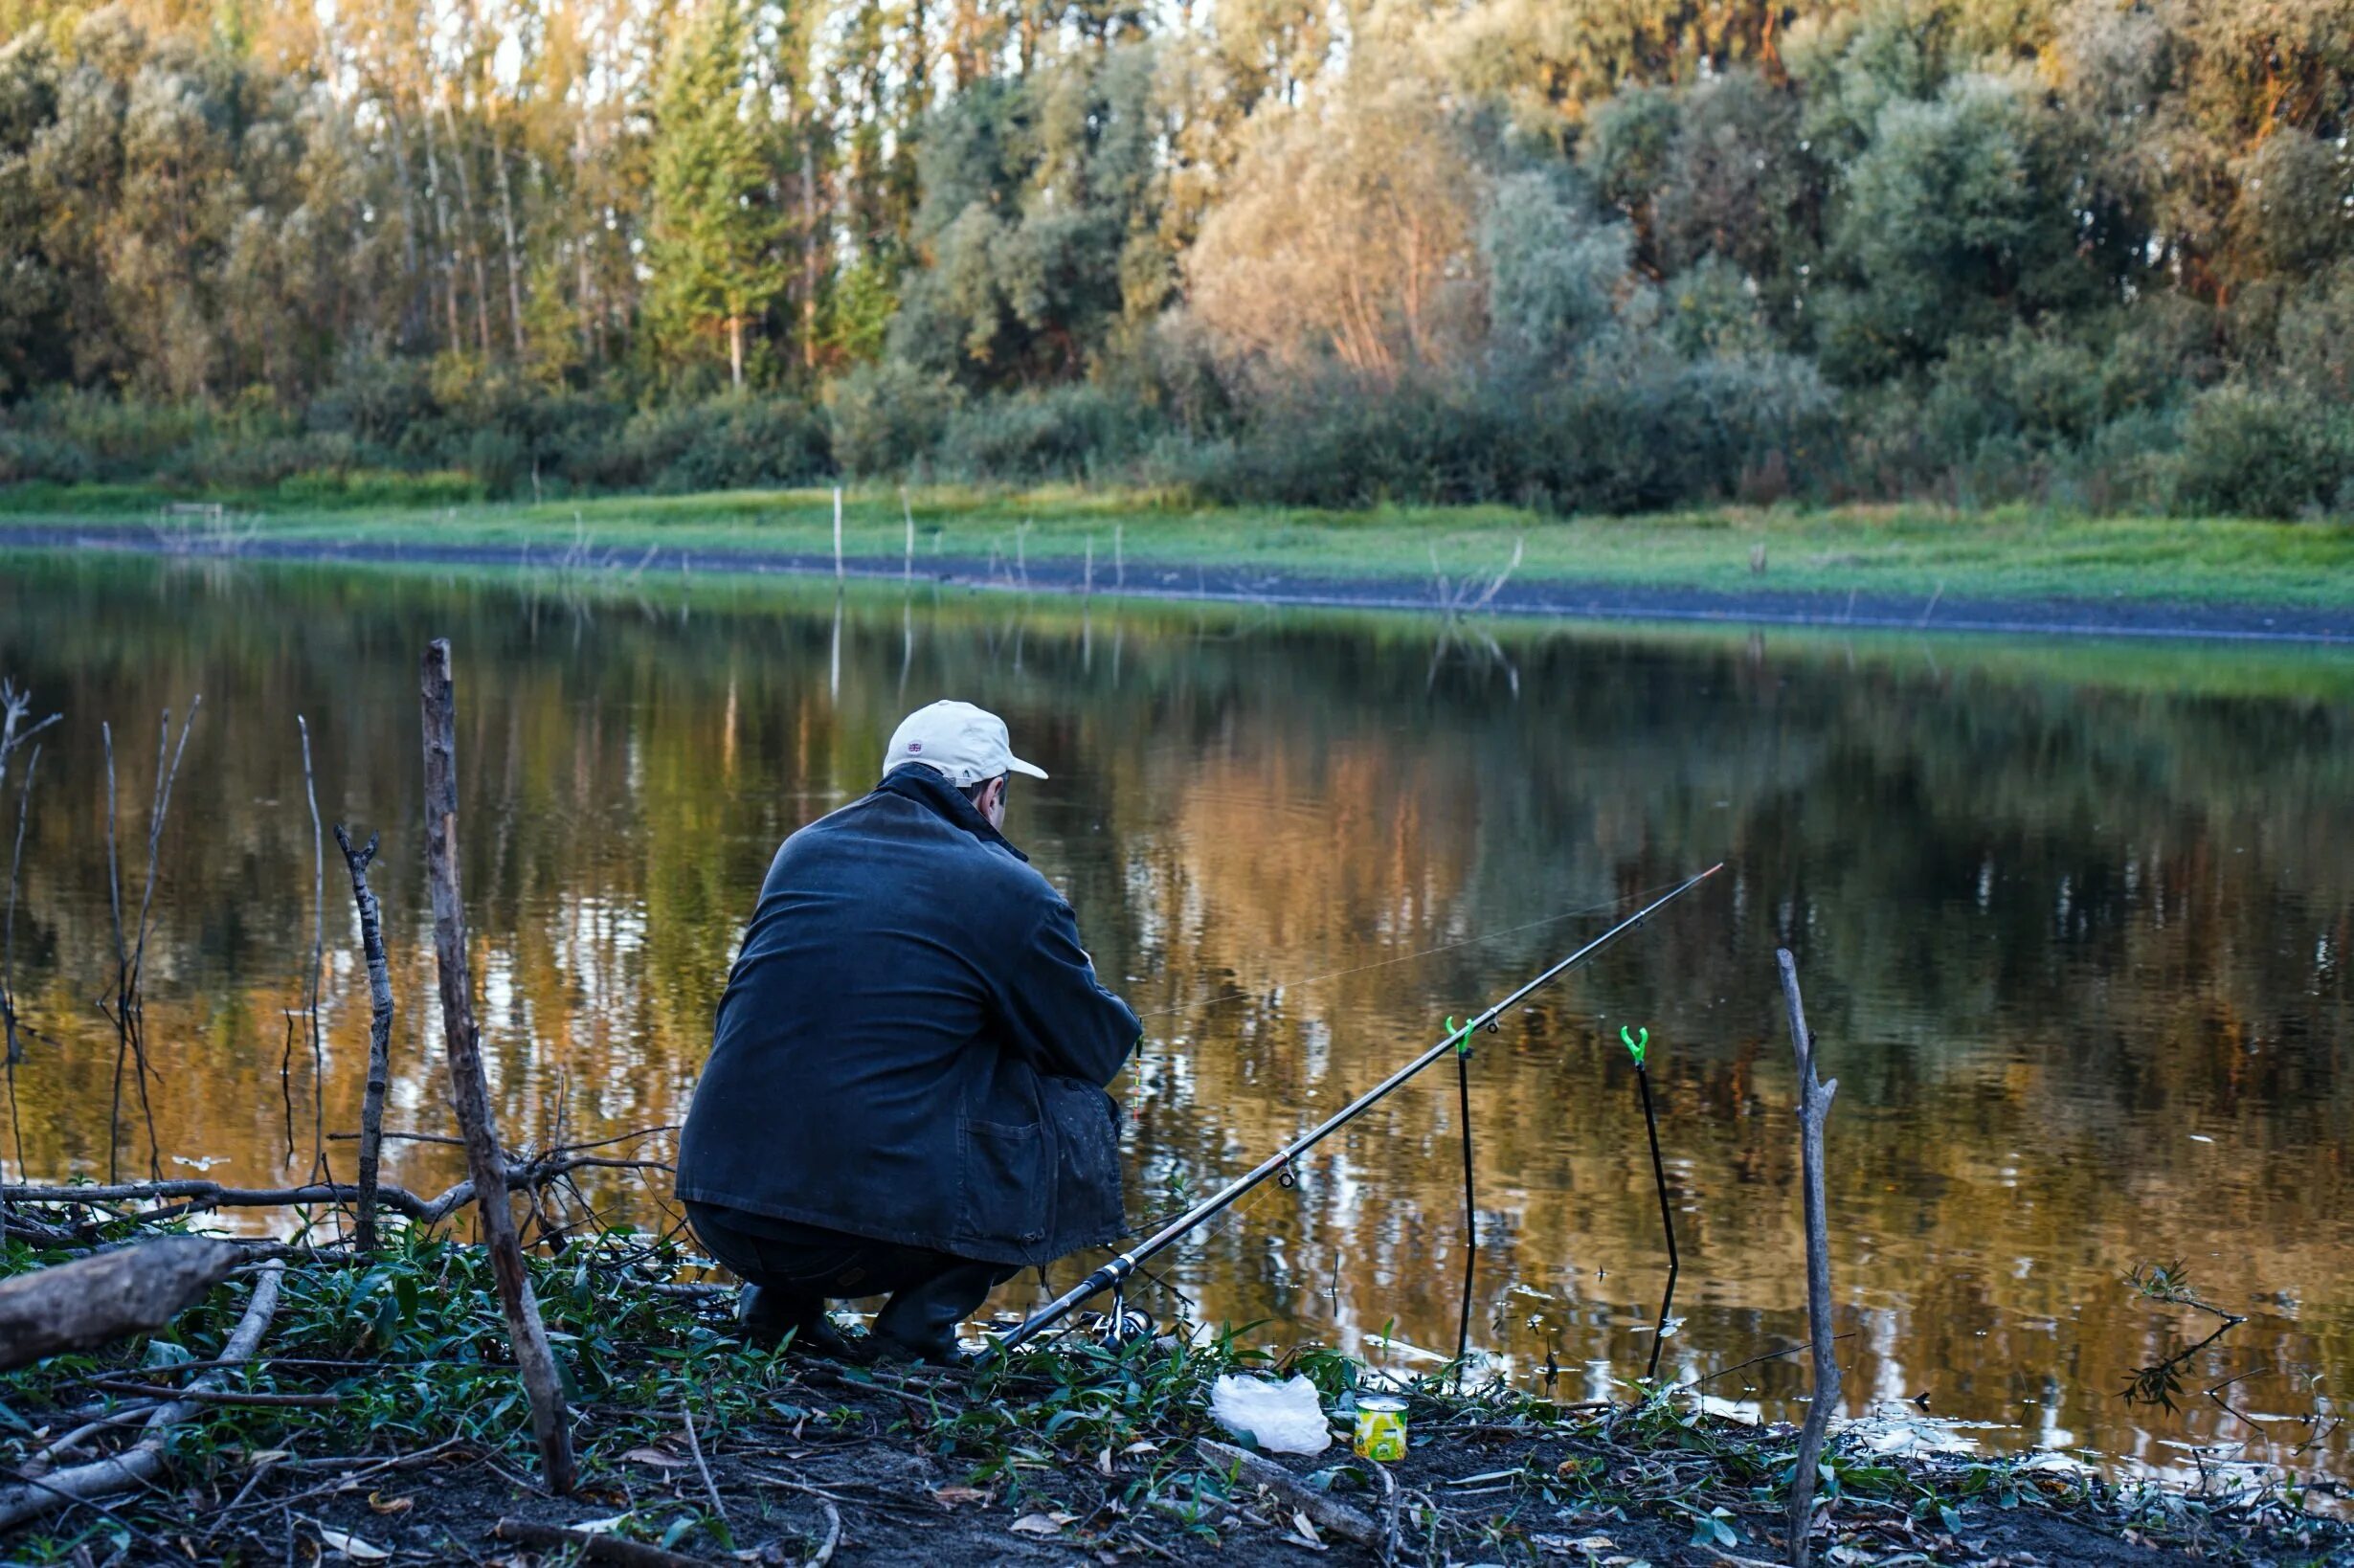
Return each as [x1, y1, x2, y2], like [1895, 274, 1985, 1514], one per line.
[366, 1492, 413, 1515]
[1122, 1440, 1158, 1455]
[248, 1449, 291, 1469]
[1290, 1509, 1324, 1547]
[622, 1446, 688, 1468]
[314, 1527, 391, 1561]
[930, 1487, 989, 1509]
[1009, 1513, 1064, 1536]
[1097, 1446, 1114, 1476]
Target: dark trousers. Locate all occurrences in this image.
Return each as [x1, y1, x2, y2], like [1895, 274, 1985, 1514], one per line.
[686, 1200, 1016, 1359]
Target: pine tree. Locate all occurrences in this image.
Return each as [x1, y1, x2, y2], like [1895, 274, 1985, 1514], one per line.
[645, 0, 782, 389]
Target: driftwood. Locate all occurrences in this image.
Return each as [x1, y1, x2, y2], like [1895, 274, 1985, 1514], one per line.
[333, 824, 395, 1251]
[492, 1518, 706, 1567]
[0, 1236, 244, 1372]
[1776, 949, 1841, 1568]
[0, 1260, 283, 1530]
[1195, 1437, 1384, 1551]
[421, 638, 578, 1495]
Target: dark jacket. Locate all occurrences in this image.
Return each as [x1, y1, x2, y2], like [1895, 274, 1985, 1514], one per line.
[675, 765, 1140, 1266]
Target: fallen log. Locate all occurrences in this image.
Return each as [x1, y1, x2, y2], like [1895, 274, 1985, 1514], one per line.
[1195, 1437, 1384, 1550]
[0, 1260, 284, 1531]
[491, 1517, 708, 1567]
[0, 1236, 243, 1372]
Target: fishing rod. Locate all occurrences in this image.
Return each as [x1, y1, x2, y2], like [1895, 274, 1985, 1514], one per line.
[994, 861, 1727, 1354]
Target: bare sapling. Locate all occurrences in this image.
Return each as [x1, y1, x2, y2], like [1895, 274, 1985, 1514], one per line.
[292, 716, 330, 1191]
[335, 824, 395, 1252]
[101, 698, 199, 1182]
[1776, 948, 1841, 1567]
[418, 638, 578, 1493]
[0, 680, 61, 795]
[3, 716, 48, 1240]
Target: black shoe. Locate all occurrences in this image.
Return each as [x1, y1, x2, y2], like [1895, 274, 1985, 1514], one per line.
[867, 1261, 1000, 1369]
[869, 1333, 974, 1369]
[736, 1285, 863, 1360]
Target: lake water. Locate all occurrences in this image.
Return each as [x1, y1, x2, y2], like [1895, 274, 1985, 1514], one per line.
[0, 549, 2348, 1489]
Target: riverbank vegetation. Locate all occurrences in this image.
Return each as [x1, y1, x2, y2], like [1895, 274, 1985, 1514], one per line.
[7, 2, 2354, 519]
[2, 1213, 2346, 1566]
[8, 489, 2354, 616]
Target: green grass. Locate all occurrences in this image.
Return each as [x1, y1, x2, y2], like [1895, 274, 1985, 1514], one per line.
[3, 481, 2352, 611]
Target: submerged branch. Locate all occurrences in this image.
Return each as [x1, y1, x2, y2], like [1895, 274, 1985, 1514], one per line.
[1, 1153, 670, 1229]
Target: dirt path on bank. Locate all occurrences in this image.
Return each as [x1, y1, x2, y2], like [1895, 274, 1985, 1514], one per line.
[8, 522, 2353, 643]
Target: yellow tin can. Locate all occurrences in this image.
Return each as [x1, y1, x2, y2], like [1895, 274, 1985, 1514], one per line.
[1353, 1395, 1408, 1463]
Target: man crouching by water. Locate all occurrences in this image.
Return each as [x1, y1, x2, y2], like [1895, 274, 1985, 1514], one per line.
[675, 701, 1140, 1365]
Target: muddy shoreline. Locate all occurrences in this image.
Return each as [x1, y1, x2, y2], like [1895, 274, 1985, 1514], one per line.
[7, 523, 2352, 643]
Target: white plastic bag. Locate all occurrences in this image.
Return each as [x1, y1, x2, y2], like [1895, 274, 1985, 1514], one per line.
[1207, 1373, 1332, 1455]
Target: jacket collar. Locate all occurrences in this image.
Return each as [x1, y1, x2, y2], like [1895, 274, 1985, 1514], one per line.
[876, 764, 1030, 862]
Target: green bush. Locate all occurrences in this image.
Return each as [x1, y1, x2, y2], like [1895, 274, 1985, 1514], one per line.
[2173, 384, 2353, 519]
[0, 426, 94, 483]
[274, 468, 486, 506]
[936, 384, 1162, 481]
[827, 363, 959, 477]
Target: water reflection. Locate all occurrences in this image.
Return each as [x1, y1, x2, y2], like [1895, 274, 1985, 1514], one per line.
[0, 551, 2348, 1490]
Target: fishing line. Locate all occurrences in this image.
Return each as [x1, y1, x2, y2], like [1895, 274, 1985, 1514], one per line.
[1112, 878, 1696, 1336]
[1129, 877, 1693, 1022]
[998, 865, 1725, 1353]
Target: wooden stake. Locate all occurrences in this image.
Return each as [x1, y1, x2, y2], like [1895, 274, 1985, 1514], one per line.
[420, 639, 576, 1494]
[901, 486, 914, 581]
[1453, 1041, 1476, 1386]
[334, 824, 393, 1253]
[1635, 1061, 1680, 1381]
[1776, 948, 1840, 1567]
[833, 486, 845, 582]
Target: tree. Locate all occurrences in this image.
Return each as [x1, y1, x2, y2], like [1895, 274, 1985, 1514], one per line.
[1815, 73, 2110, 382]
[887, 41, 1165, 390]
[645, 0, 782, 389]
[1186, 66, 1486, 382]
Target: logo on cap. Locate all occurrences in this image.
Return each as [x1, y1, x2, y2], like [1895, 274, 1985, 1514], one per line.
[908, 741, 922, 752]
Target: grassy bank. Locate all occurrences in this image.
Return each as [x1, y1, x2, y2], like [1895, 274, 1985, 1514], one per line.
[5, 483, 2353, 613]
[2, 1214, 2344, 1567]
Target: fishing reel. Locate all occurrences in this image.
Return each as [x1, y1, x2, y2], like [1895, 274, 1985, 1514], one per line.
[1071, 1304, 1157, 1346]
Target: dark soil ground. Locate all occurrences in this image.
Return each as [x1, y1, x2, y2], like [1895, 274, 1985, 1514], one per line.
[2, 1224, 2348, 1568]
[8, 523, 2353, 642]
[227, 1335, 2354, 1568]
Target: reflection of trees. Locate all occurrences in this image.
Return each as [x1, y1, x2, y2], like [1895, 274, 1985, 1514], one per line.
[0, 554, 2347, 1477]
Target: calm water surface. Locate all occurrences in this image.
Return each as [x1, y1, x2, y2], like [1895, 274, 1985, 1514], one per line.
[1, 552, 2348, 1488]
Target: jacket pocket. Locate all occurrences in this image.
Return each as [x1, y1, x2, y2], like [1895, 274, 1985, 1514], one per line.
[956, 1116, 1048, 1250]
[1042, 1077, 1125, 1248]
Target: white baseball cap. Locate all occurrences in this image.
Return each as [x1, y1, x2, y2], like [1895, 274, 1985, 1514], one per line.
[884, 700, 1049, 788]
